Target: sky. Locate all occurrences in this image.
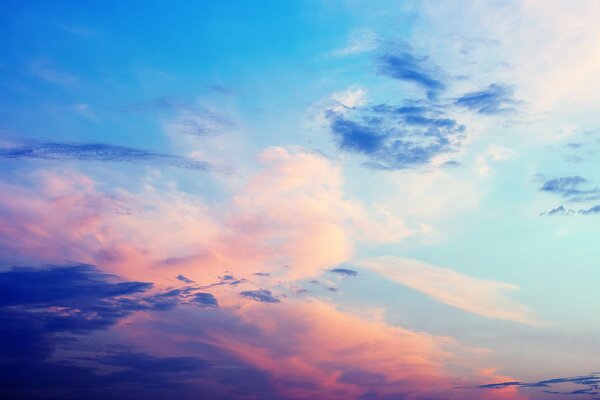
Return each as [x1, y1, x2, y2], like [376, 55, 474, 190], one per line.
[1, 1, 600, 399]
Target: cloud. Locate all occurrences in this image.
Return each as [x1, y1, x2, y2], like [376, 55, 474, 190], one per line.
[539, 205, 575, 216]
[240, 289, 280, 303]
[377, 52, 445, 100]
[539, 176, 600, 202]
[328, 268, 359, 277]
[356, 256, 542, 326]
[29, 59, 78, 86]
[165, 107, 236, 137]
[122, 299, 519, 400]
[334, 29, 379, 56]
[0, 264, 219, 399]
[0, 141, 210, 171]
[0, 264, 151, 313]
[579, 205, 600, 215]
[176, 274, 195, 284]
[191, 292, 219, 307]
[326, 102, 465, 169]
[475, 373, 600, 397]
[539, 204, 600, 217]
[455, 84, 517, 114]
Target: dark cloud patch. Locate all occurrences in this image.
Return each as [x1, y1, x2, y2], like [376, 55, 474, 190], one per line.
[474, 373, 600, 396]
[539, 205, 575, 216]
[0, 142, 210, 171]
[0, 264, 151, 308]
[377, 52, 445, 100]
[0, 264, 216, 399]
[176, 274, 195, 284]
[96, 352, 208, 374]
[541, 204, 600, 216]
[239, 289, 280, 303]
[579, 205, 600, 215]
[328, 268, 359, 277]
[191, 292, 219, 307]
[337, 369, 387, 387]
[455, 84, 516, 114]
[253, 272, 270, 277]
[326, 102, 465, 169]
[1, 350, 210, 400]
[539, 176, 600, 202]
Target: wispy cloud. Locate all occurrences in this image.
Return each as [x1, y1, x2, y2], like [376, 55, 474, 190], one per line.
[357, 256, 542, 326]
[239, 289, 280, 303]
[0, 141, 211, 171]
[377, 52, 445, 100]
[455, 84, 517, 114]
[539, 176, 600, 202]
[541, 204, 600, 216]
[475, 373, 600, 396]
[334, 29, 379, 57]
[328, 268, 358, 277]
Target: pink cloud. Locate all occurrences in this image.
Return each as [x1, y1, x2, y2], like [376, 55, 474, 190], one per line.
[112, 298, 525, 400]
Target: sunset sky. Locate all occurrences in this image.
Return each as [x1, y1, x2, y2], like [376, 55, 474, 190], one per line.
[1, 1, 600, 399]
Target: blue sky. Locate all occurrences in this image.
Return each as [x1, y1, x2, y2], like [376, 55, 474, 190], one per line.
[2, 1, 600, 399]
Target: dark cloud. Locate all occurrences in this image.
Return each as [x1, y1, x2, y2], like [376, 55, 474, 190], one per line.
[377, 52, 445, 100]
[191, 292, 219, 307]
[328, 268, 359, 277]
[579, 205, 600, 215]
[253, 272, 270, 277]
[0, 264, 151, 308]
[455, 84, 517, 114]
[239, 289, 280, 303]
[326, 102, 465, 169]
[0, 142, 210, 171]
[539, 205, 575, 216]
[176, 274, 195, 284]
[96, 352, 208, 374]
[0, 264, 215, 399]
[541, 204, 600, 216]
[474, 373, 600, 396]
[539, 176, 600, 202]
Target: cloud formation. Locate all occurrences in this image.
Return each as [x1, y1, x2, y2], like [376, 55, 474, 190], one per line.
[0, 141, 210, 171]
[539, 175, 600, 203]
[377, 52, 445, 100]
[455, 84, 517, 114]
[357, 256, 542, 326]
[476, 373, 600, 397]
[326, 102, 465, 169]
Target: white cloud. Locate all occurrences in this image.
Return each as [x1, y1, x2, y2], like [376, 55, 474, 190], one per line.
[333, 28, 379, 57]
[357, 256, 543, 326]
